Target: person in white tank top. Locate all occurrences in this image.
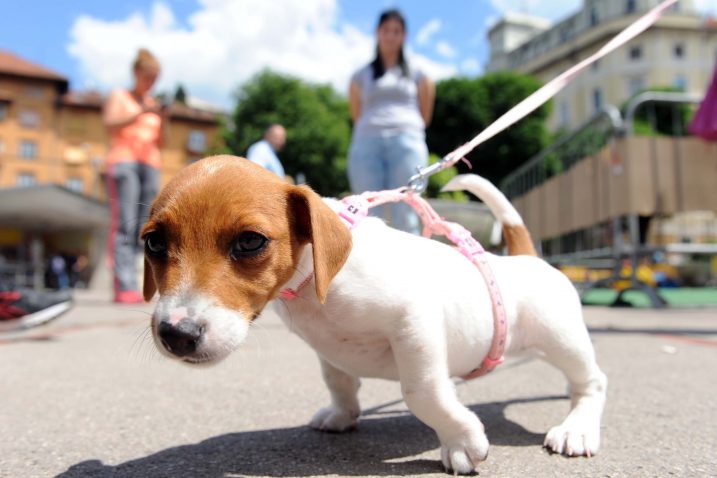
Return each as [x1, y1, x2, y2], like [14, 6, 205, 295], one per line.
[347, 9, 435, 234]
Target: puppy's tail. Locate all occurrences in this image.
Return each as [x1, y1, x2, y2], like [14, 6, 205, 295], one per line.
[442, 174, 537, 257]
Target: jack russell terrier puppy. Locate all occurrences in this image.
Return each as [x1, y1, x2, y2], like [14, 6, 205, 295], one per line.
[142, 155, 606, 474]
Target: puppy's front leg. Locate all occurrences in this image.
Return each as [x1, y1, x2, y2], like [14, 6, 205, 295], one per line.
[309, 357, 361, 432]
[392, 328, 488, 474]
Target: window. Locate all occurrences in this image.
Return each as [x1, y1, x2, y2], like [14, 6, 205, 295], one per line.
[18, 140, 38, 159]
[559, 101, 570, 127]
[674, 75, 688, 91]
[187, 130, 207, 153]
[590, 7, 599, 27]
[65, 115, 86, 136]
[19, 109, 40, 128]
[673, 43, 685, 59]
[560, 28, 570, 43]
[626, 0, 636, 14]
[24, 86, 44, 99]
[628, 76, 645, 97]
[65, 177, 84, 193]
[628, 45, 642, 61]
[16, 173, 36, 188]
[592, 88, 603, 113]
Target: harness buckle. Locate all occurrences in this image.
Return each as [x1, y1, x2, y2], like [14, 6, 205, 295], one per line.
[338, 195, 369, 228]
[406, 154, 455, 194]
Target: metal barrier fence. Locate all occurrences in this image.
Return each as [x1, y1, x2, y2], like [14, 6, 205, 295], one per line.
[499, 91, 716, 306]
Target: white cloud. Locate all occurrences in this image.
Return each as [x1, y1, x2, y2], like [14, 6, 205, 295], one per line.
[67, 0, 456, 108]
[435, 41, 457, 59]
[694, 0, 717, 16]
[490, 0, 580, 22]
[460, 58, 481, 75]
[406, 50, 457, 82]
[415, 18, 442, 46]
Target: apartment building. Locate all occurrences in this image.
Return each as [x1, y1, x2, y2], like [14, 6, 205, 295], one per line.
[0, 50, 221, 288]
[0, 50, 220, 197]
[487, 0, 717, 130]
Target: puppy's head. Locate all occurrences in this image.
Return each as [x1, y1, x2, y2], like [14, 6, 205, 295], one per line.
[141, 155, 352, 364]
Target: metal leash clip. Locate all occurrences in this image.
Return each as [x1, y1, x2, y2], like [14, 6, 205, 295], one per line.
[405, 153, 455, 194]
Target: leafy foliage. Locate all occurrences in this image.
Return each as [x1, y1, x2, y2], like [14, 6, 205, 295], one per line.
[174, 84, 188, 104]
[220, 70, 351, 196]
[427, 71, 551, 186]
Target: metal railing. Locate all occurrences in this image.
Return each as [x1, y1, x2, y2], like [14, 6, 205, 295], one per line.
[501, 105, 623, 199]
[499, 91, 711, 306]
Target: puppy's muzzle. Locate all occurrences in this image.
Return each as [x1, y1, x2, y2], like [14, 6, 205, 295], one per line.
[158, 319, 204, 357]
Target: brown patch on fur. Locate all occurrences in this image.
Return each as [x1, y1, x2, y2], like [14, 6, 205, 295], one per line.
[288, 186, 353, 303]
[502, 224, 537, 257]
[142, 155, 352, 316]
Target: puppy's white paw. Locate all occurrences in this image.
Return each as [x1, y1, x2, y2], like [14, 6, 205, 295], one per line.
[309, 406, 359, 432]
[439, 428, 489, 474]
[544, 422, 600, 457]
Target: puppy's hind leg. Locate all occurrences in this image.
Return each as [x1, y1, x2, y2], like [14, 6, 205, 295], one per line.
[309, 357, 361, 432]
[536, 299, 607, 457]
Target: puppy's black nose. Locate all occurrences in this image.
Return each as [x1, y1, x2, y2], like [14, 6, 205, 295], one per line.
[158, 319, 203, 357]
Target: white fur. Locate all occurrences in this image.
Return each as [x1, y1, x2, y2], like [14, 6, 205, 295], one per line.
[275, 176, 606, 473]
[443, 174, 524, 226]
[154, 293, 249, 365]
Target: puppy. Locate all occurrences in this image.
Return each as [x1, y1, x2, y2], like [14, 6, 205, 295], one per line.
[142, 155, 606, 474]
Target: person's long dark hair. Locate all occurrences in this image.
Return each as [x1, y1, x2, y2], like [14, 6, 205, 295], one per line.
[371, 9, 409, 80]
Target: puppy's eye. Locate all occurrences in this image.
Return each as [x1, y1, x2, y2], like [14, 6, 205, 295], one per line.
[230, 232, 268, 259]
[144, 232, 167, 257]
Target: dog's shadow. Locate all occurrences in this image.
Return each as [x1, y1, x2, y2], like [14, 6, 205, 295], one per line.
[57, 395, 561, 478]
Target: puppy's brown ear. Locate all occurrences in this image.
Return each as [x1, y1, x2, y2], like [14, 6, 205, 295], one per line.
[289, 186, 352, 304]
[143, 258, 157, 301]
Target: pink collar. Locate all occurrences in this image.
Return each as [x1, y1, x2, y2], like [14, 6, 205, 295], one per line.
[279, 191, 506, 378]
[278, 197, 368, 300]
[279, 272, 315, 300]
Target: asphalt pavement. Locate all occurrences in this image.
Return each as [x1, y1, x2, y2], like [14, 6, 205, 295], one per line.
[1, 289, 716, 478]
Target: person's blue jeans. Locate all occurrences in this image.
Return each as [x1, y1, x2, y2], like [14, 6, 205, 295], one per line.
[107, 162, 160, 292]
[348, 131, 428, 234]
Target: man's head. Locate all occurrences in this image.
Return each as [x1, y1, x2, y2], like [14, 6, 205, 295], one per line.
[264, 124, 286, 152]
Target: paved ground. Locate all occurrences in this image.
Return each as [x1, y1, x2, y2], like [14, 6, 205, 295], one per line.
[1, 289, 716, 478]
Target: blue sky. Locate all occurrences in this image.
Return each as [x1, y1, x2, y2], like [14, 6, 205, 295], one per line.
[1, 1, 714, 108]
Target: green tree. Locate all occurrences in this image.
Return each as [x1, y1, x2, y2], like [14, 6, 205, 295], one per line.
[221, 70, 351, 196]
[174, 84, 188, 104]
[427, 71, 551, 186]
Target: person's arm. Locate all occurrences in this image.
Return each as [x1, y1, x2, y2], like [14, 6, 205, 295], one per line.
[103, 90, 143, 132]
[349, 80, 362, 124]
[417, 76, 435, 127]
[157, 103, 170, 149]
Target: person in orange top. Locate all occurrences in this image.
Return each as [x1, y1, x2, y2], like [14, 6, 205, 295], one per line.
[103, 48, 167, 304]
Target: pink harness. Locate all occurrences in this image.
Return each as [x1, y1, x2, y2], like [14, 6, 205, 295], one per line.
[280, 189, 507, 379]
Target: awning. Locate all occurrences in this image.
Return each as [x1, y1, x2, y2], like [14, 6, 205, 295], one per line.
[0, 185, 109, 231]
